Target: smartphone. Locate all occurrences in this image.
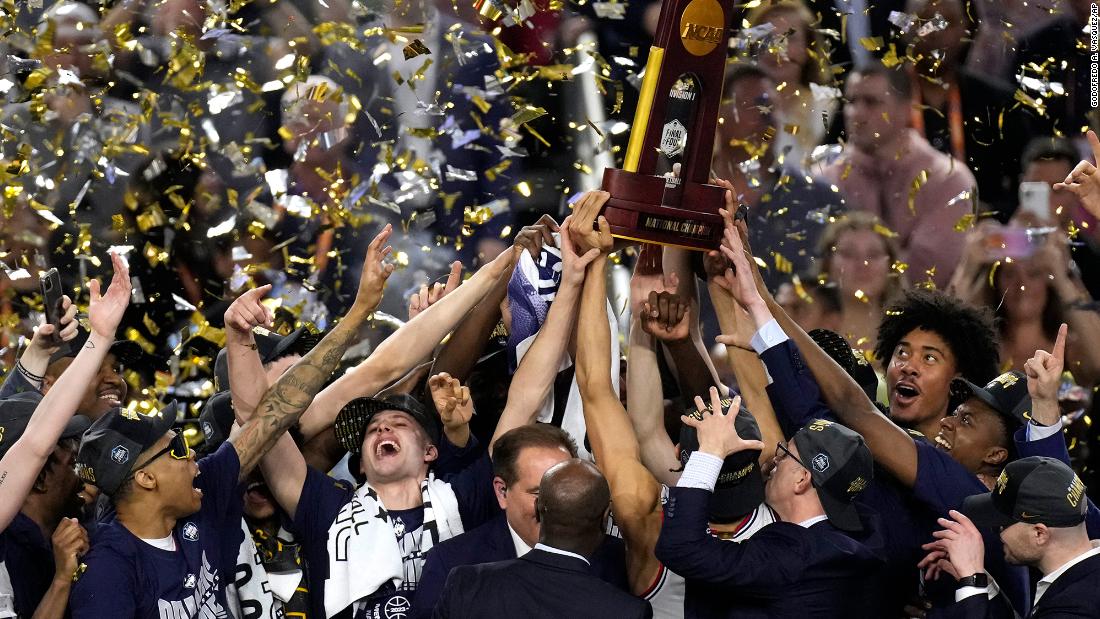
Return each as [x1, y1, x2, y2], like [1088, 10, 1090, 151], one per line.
[1018, 182, 1051, 221]
[40, 268, 66, 349]
[983, 225, 1038, 260]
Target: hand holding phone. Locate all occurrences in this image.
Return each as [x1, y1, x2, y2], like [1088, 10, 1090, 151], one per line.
[40, 268, 65, 346]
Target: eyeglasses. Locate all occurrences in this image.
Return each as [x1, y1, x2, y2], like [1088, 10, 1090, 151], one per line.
[775, 441, 809, 471]
[127, 433, 191, 478]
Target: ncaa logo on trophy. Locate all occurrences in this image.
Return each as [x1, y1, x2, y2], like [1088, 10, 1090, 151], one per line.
[599, 0, 733, 249]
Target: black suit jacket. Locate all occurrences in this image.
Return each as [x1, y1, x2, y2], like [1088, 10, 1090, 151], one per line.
[655, 486, 882, 618]
[945, 553, 1100, 619]
[413, 513, 628, 618]
[432, 548, 651, 619]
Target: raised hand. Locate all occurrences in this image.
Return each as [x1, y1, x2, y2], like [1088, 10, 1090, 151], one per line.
[225, 284, 274, 337]
[87, 252, 131, 339]
[1053, 130, 1100, 220]
[559, 215, 602, 287]
[29, 294, 78, 354]
[918, 510, 986, 582]
[681, 388, 764, 459]
[428, 372, 474, 446]
[713, 206, 768, 321]
[1024, 322, 1067, 426]
[512, 214, 560, 259]
[641, 289, 690, 342]
[567, 191, 613, 255]
[409, 261, 463, 320]
[352, 224, 395, 316]
[51, 517, 88, 583]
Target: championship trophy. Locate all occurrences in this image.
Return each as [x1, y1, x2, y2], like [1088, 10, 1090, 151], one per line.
[599, 0, 732, 249]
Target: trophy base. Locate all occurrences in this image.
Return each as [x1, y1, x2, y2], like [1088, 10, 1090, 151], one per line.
[599, 168, 725, 250]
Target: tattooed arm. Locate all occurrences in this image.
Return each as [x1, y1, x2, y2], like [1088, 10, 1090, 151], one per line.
[0, 254, 131, 533]
[230, 225, 395, 482]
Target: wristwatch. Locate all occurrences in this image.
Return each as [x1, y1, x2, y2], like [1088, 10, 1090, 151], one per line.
[956, 573, 988, 589]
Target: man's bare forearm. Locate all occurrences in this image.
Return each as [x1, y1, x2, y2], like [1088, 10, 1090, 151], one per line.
[431, 263, 512, 381]
[231, 314, 366, 479]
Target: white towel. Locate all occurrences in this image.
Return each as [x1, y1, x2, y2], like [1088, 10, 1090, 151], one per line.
[228, 520, 303, 619]
[323, 475, 462, 618]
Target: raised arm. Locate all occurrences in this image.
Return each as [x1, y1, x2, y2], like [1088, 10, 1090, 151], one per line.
[0, 253, 131, 532]
[432, 217, 557, 381]
[230, 225, 395, 481]
[1, 296, 79, 398]
[224, 284, 276, 416]
[488, 216, 599, 453]
[720, 209, 920, 487]
[571, 192, 664, 595]
[660, 246, 725, 398]
[626, 317, 681, 487]
[296, 243, 518, 441]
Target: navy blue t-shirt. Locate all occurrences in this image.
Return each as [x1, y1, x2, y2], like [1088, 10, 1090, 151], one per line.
[912, 439, 1030, 614]
[290, 437, 496, 619]
[69, 442, 244, 618]
[2, 512, 55, 617]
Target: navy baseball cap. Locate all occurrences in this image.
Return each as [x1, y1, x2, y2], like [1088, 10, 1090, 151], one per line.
[334, 394, 442, 454]
[75, 402, 181, 496]
[213, 327, 320, 391]
[679, 399, 765, 524]
[0, 393, 90, 459]
[951, 370, 1031, 429]
[963, 456, 1088, 529]
[198, 391, 235, 451]
[792, 419, 874, 532]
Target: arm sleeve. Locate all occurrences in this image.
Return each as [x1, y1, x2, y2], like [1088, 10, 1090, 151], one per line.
[654, 487, 806, 593]
[911, 439, 987, 513]
[446, 446, 498, 530]
[675, 452, 723, 491]
[0, 370, 39, 399]
[942, 588, 1016, 619]
[196, 442, 244, 521]
[435, 433, 484, 479]
[758, 339, 839, 437]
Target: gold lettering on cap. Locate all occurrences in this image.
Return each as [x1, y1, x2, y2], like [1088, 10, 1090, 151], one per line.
[679, 0, 725, 56]
[992, 372, 1019, 389]
[847, 476, 868, 494]
[807, 420, 833, 432]
[996, 470, 1008, 494]
[75, 463, 95, 483]
[716, 462, 756, 484]
[1067, 475, 1085, 508]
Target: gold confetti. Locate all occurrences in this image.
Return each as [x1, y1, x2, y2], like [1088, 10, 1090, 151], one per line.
[859, 37, 884, 52]
[403, 39, 432, 60]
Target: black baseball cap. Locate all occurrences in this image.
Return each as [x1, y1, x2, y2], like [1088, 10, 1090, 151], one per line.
[810, 329, 879, 403]
[791, 419, 874, 532]
[75, 401, 181, 497]
[198, 391, 235, 451]
[679, 399, 765, 524]
[963, 456, 1088, 529]
[334, 394, 442, 454]
[951, 370, 1031, 429]
[213, 327, 320, 391]
[0, 392, 90, 459]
